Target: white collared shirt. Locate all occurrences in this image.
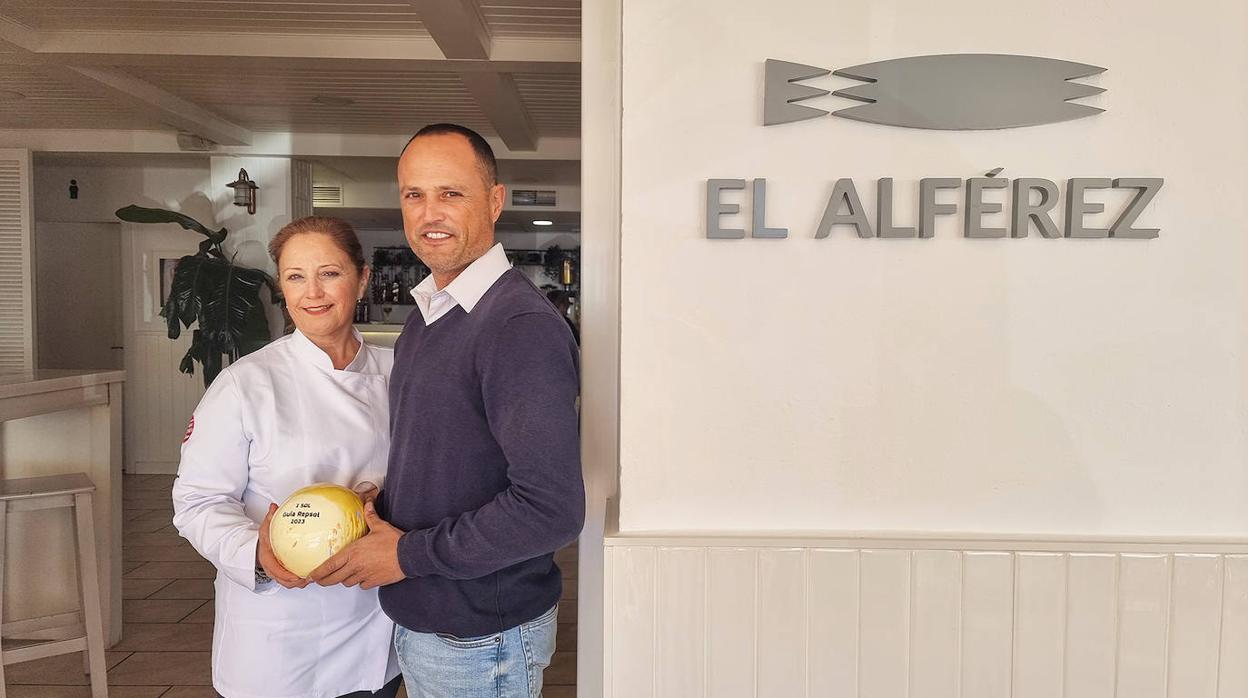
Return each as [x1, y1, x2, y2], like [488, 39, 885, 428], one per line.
[410, 243, 511, 325]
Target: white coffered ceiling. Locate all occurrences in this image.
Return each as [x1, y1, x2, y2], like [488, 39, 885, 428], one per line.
[0, 0, 580, 151]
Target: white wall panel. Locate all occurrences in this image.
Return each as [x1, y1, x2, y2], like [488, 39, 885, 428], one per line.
[961, 552, 1013, 698]
[605, 538, 1248, 698]
[125, 332, 202, 473]
[1013, 553, 1065, 698]
[858, 550, 909, 698]
[609, 545, 656, 698]
[1116, 554, 1170, 698]
[706, 549, 757, 698]
[1219, 556, 1248, 698]
[1168, 555, 1223, 698]
[1065, 554, 1118, 698]
[910, 550, 960, 698]
[655, 548, 705, 698]
[807, 549, 859, 697]
[756, 549, 806, 697]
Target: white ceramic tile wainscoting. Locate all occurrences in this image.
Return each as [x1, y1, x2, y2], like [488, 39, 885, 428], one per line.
[603, 534, 1248, 698]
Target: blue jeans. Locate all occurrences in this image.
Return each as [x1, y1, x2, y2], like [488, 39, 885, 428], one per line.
[394, 605, 559, 698]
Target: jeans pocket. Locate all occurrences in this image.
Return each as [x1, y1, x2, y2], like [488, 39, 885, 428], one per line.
[523, 604, 559, 630]
[433, 632, 503, 650]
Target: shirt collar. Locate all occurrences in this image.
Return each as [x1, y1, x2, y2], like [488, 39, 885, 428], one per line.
[290, 327, 368, 373]
[410, 243, 511, 314]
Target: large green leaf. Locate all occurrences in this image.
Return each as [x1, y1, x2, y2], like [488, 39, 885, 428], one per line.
[115, 205, 227, 244]
[122, 204, 278, 388]
[159, 252, 277, 388]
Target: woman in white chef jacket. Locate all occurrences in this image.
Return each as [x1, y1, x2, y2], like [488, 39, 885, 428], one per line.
[173, 216, 402, 698]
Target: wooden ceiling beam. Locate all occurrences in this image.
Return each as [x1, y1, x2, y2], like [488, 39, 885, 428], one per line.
[0, 19, 252, 146]
[406, 1, 540, 150]
[58, 67, 253, 146]
[459, 71, 537, 151]
[407, 0, 492, 60]
[0, 30, 579, 72]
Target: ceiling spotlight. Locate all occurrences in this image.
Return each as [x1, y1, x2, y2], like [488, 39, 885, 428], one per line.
[532, 220, 553, 226]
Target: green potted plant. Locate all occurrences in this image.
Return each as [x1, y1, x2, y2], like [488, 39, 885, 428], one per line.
[116, 205, 279, 387]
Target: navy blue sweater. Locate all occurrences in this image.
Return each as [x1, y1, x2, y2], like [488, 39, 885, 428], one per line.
[379, 269, 585, 637]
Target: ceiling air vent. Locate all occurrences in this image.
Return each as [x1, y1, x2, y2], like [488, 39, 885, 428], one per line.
[313, 185, 343, 207]
[512, 189, 556, 207]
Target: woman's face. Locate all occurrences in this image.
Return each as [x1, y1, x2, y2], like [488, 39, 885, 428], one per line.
[277, 232, 368, 341]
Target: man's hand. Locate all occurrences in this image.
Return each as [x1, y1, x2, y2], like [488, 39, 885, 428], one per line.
[309, 501, 407, 590]
[259, 503, 309, 589]
[352, 481, 380, 507]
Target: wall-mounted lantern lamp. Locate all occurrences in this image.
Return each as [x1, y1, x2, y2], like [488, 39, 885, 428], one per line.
[226, 168, 259, 214]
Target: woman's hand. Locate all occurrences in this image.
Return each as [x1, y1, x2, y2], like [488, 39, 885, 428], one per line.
[258, 503, 309, 589]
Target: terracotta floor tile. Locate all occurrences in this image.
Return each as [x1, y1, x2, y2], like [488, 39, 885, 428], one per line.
[123, 475, 177, 491]
[123, 511, 173, 534]
[149, 579, 214, 600]
[545, 651, 576, 685]
[124, 508, 158, 522]
[125, 561, 216, 579]
[126, 531, 187, 547]
[557, 599, 577, 623]
[5, 650, 130, 685]
[124, 599, 206, 623]
[122, 491, 174, 508]
[181, 601, 214, 624]
[123, 579, 173, 600]
[124, 544, 205, 563]
[555, 624, 576, 651]
[108, 652, 212, 686]
[161, 687, 220, 697]
[7, 687, 168, 698]
[113, 623, 213, 653]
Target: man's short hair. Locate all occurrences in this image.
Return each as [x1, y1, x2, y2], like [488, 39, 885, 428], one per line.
[402, 123, 498, 186]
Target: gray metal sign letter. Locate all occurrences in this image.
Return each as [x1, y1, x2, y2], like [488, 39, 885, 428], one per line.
[1110, 178, 1164, 239]
[706, 179, 747, 239]
[965, 177, 1009, 238]
[1011, 178, 1061, 238]
[919, 178, 960, 238]
[815, 179, 875, 239]
[877, 178, 917, 238]
[752, 179, 788, 238]
[1066, 178, 1112, 238]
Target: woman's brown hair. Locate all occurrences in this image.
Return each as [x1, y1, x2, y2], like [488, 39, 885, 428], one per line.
[268, 216, 366, 274]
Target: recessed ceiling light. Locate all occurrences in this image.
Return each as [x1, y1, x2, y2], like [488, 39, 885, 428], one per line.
[532, 220, 553, 226]
[311, 95, 355, 107]
[0, 90, 27, 100]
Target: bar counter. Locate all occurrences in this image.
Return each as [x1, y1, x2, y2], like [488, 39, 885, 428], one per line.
[0, 369, 124, 646]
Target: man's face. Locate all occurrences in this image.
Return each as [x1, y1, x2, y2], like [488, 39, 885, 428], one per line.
[397, 133, 505, 287]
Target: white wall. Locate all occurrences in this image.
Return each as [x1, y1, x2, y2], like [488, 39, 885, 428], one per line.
[34, 157, 214, 225]
[615, 0, 1248, 537]
[32, 157, 216, 471]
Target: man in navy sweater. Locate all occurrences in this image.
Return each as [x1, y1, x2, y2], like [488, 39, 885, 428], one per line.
[310, 124, 585, 697]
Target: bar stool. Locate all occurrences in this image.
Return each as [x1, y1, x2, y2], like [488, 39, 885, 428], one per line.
[0, 473, 108, 698]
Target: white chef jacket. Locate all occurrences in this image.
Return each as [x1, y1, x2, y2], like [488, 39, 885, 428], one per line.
[172, 329, 401, 698]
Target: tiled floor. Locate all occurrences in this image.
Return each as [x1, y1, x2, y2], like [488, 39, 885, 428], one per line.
[7, 474, 578, 697]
